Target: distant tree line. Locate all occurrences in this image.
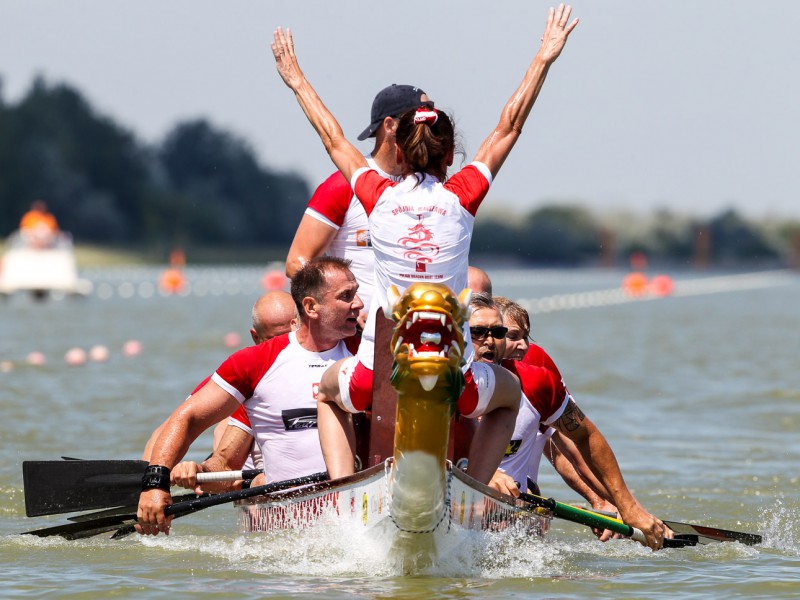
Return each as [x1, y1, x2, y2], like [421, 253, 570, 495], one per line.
[0, 77, 310, 251]
[472, 204, 800, 268]
[2, 76, 798, 267]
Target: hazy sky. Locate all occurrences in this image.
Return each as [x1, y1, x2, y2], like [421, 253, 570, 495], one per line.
[2, 1, 799, 219]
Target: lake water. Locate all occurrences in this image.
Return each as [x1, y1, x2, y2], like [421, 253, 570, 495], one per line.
[1, 266, 799, 599]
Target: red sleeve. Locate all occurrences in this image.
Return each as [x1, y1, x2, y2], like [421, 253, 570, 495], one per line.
[214, 335, 291, 401]
[229, 404, 251, 428]
[443, 164, 490, 216]
[307, 171, 354, 227]
[190, 375, 212, 395]
[522, 344, 564, 383]
[503, 360, 567, 424]
[353, 169, 395, 217]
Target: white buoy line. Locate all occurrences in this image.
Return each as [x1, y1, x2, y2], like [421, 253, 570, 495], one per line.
[83, 266, 273, 300]
[518, 270, 796, 315]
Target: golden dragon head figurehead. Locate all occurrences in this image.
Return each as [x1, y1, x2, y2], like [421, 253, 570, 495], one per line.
[386, 282, 471, 394]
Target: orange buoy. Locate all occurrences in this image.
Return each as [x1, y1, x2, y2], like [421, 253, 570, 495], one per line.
[122, 340, 143, 357]
[64, 347, 87, 366]
[159, 268, 186, 294]
[89, 345, 110, 362]
[622, 272, 649, 296]
[26, 351, 47, 366]
[223, 332, 242, 348]
[261, 270, 287, 291]
[649, 274, 674, 297]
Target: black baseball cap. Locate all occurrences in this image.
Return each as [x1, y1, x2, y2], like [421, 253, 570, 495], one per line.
[357, 84, 432, 141]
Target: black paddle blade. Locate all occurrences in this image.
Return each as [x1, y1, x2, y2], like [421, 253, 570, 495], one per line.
[22, 513, 139, 540]
[23, 459, 147, 517]
[662, 520, 762, 546]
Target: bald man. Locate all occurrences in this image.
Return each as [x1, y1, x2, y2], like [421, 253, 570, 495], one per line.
[141, 291, 299, 461]
[249, 290, 300, 343]
[468, 265, 492, 296]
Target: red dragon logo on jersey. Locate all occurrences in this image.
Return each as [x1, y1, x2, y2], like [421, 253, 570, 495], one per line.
[397, 216, 440, 270]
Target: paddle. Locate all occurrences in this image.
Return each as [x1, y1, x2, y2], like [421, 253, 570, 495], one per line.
[21, 471, 328, 540]
[23, 459, 261, 517]
[518, 491, 703, 548]
[581, 504, 763, 546]
[519, 489, 762, 548]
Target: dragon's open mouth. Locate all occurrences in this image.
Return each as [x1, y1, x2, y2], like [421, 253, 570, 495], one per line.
[394, 309, 457, 360]
[388, 282, 469, 392]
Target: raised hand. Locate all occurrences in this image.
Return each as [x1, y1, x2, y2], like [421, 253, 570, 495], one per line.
[538, 4, 579, 64]
[272, 27, 304, 90]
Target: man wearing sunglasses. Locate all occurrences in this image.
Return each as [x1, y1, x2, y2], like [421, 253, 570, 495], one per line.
[468, 293, 668, 550]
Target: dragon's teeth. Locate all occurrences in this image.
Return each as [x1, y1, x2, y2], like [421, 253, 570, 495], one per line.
[394, 336, 404, 354]
[412, 312, 420, 324]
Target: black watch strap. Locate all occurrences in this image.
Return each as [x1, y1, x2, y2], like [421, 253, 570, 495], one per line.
[141, 465, 171, 492]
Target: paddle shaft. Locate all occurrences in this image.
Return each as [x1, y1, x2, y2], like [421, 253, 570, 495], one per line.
[519, 491, 647, 543]
[195, 469, 260, 483]
[164, 471, 326, 517]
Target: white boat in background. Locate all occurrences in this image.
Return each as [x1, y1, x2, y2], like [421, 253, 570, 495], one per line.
[0, 230, 92, 298]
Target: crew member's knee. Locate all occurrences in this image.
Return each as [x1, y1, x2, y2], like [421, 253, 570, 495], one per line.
[319, 358, 347, 405]
[331, 356, 373, 413]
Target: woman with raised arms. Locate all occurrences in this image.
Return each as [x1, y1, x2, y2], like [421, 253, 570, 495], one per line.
[270, 6, 577, 488]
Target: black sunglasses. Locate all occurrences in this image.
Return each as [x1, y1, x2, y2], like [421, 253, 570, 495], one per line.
[470, 325, 508, 341]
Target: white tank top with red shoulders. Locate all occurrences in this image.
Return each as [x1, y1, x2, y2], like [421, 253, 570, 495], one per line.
[211, 331, 352, 483]
[351, 162, 492, 369]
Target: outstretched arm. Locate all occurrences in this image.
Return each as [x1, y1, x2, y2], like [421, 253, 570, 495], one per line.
[553, 399, 668, 550]
[271, 28, 367, 183]
[474, 4, 578, 177]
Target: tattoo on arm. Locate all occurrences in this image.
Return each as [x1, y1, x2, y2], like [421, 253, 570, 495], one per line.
[556, 399, 585, 432]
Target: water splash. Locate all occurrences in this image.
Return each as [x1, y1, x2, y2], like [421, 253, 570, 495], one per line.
[759, 499, 800, 554]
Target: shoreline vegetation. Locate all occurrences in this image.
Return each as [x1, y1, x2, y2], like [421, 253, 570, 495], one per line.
[3, 78, 800, 271]
[72, 244, 289, 268]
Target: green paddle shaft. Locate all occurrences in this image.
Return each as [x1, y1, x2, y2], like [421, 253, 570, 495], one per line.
[519, 492, 646, 543]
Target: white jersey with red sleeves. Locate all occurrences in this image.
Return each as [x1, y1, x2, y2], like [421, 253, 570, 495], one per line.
[498, 360, 571, 488]
[351, 162, 492, 369]
[211, 330, 352, 483]
[304, 157, 393, 312]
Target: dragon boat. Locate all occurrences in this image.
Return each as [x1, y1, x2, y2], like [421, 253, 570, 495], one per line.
[233, 282, 551, 565]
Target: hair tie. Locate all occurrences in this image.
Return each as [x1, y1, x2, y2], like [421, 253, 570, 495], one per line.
[414, 107, 439, 126]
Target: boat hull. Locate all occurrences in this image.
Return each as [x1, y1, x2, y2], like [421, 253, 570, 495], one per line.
[234, 461, 550, 539]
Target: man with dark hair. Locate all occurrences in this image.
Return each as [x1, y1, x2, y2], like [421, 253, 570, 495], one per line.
[137, 256, 363, 536]
[141, 290, 300, 464]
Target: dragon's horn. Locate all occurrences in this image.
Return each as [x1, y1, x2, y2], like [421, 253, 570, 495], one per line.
[458, 288, 472, 319]
[385, 285, 402, 321]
